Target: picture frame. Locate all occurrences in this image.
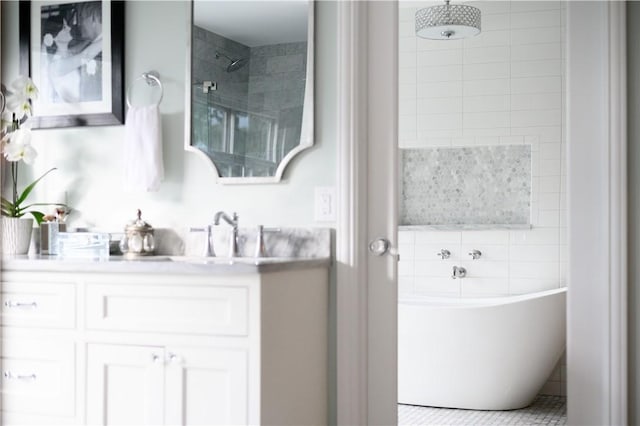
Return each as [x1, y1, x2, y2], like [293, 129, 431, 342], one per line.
[19, 0, 124, 129]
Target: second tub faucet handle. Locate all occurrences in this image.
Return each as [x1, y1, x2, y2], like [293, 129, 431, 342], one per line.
[468, 249, 482, 260]
[437, 249, 451, 260]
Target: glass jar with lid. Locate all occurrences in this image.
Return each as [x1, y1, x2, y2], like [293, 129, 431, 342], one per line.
[119, 209, 155, 257]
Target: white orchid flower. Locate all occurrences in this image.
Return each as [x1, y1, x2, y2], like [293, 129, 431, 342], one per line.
[4, 127, 37, 164]
[10, 76, 38, 101]
[6, 93, 33, 120]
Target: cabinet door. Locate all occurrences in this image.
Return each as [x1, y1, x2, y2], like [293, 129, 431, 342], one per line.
[164, 347, 248, 425]
[1, 338, 75, 417]
[86, 344, 164, 425]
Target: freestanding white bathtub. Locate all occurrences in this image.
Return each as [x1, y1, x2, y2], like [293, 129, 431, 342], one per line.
[398, 287, 566, 410]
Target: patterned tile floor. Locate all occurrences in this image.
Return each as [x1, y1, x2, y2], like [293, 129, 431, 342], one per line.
[399, 395, 566, 425]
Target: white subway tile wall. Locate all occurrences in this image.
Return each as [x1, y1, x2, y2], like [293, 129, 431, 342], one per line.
[398, 1, 566, 397]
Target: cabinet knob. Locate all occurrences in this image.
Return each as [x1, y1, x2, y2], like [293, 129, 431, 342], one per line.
[151, 353, 163, 364]
[168, 353, 181, 363]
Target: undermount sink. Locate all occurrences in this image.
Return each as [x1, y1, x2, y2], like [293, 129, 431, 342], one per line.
[168, 256, 286, 265]
[116, 255, 173, 262]
[115, 255, 298, 266]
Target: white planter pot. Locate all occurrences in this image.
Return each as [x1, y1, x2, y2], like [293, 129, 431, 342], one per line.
[1, 217, 34, 255]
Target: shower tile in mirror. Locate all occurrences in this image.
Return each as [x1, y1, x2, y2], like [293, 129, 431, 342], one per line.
[401, 146, 531, 226]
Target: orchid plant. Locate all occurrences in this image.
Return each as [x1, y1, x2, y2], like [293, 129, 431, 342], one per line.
[1, 76, 61, 224]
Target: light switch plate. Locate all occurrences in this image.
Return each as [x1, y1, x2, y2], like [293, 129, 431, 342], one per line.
[314, 187, 336, 222]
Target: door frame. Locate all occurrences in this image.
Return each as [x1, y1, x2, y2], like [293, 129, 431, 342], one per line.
[566, 2, 627, 424]
[335, 1, 628, 425]
[336, 1, 398, 424]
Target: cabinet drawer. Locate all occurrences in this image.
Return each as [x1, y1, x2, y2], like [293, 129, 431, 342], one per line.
[86, 284, 249, 336]
[1, 282, 75, 329]
[1, 339, 75, 417]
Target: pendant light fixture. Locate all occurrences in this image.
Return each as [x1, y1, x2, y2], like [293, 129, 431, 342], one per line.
[415, 0, 481, 40]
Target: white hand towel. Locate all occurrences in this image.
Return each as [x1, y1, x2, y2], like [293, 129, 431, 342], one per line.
[123, 105, 164, 192]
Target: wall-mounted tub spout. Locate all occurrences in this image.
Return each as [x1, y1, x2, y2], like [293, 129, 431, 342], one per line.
[451, 266, 466, 279]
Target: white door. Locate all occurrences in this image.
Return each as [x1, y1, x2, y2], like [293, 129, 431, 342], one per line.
[336, 1, 398, 424]
[366, 2, 399, 425]
[86, 344, 165, 425]
[164, 346, 248, 426]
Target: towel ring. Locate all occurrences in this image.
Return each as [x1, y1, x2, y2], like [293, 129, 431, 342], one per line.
[126, 71, 163, 108]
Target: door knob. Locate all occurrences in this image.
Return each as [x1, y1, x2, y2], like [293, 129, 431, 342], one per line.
[369, 238, 391, 256]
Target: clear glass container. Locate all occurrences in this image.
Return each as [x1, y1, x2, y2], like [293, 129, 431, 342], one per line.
[56, 232, 110, 259]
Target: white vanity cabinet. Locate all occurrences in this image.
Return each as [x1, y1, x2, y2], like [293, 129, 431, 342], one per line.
[86, 344, 249, 425]
[0, 263, 328, 426]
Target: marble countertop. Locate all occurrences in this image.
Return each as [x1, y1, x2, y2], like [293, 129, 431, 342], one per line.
[1, 255, 331, 275]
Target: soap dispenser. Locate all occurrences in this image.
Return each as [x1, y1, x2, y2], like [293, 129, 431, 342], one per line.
[119, 209, 155, 257]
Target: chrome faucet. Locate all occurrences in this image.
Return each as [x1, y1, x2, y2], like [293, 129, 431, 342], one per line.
[451, 266, 467, 279]
[214, 211, 239, 257]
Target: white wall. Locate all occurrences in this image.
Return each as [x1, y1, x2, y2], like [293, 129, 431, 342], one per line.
[398, 1, 567, 396]
[1, 1, 337, 233]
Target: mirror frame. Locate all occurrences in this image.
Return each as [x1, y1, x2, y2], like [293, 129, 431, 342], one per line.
[184, 1, 315, 184]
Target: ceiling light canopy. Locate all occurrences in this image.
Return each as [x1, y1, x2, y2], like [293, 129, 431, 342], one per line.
[415, 0, 481, 40]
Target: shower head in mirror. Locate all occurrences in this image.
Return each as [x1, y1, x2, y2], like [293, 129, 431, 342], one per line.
[188, 0, 315, 183]
[215, 51, 248, 73]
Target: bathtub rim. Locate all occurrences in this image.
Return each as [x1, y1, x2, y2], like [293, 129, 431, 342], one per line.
[398, 286, 567, 308]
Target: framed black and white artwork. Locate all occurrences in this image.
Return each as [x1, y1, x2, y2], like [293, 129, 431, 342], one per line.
[19, 0, 124, 128]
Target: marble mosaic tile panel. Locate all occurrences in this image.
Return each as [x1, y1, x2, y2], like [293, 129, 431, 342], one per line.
[401, 146, 531, 226]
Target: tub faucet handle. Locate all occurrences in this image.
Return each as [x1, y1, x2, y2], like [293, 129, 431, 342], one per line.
[468, 249, 482, 260]
[451, 266, 466, 279]
[437, 249, 451, 260]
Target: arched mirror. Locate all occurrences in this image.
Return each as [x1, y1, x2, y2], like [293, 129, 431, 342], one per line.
[185, 0, 314, 184]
